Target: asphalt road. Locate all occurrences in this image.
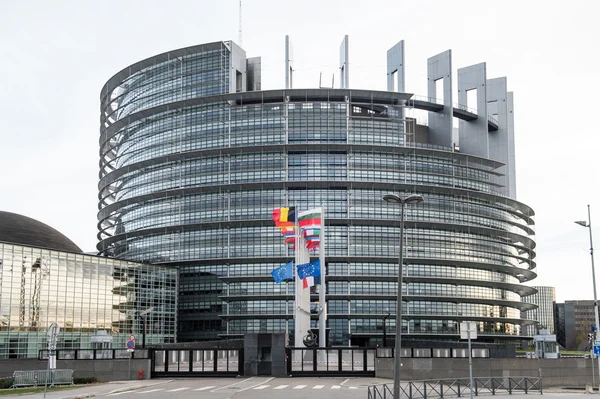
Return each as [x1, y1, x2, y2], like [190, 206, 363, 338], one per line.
[6, 377, 594, 399]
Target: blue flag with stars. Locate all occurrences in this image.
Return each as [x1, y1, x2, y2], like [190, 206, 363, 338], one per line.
[297, 260, 320, 280]
[271, 261, 294, 283]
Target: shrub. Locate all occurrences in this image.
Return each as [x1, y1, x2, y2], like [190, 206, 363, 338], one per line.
[0, 377, 15, 389]
[73, 377, 97, 385]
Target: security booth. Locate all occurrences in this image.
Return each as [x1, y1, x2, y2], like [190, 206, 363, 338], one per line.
[533, 329, 560, 359]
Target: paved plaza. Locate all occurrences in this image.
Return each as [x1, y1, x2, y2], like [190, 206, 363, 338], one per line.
[1, 377, 594, 399]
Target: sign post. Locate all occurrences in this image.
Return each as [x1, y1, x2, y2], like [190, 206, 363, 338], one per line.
[460, 321, 477, 399]
[127, 335, 135, 380]
[44, 323, 59, 398]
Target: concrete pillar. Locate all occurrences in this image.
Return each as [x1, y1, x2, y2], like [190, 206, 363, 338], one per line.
[458, 63, 488, 158]
[427, 50, 453, 147]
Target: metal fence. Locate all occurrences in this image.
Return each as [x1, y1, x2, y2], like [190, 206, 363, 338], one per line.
[39, 349, 150, 360]
[151, 348, 243, 377]
[368, 377, 543, 399]
[287, 347, 375, 376]
[12, 369, 73, 387]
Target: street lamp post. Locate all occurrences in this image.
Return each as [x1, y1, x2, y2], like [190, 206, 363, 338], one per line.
[137, 307, 154, 349]
[576, 205, 599, 387]
[383, 193, 424, 399]
[383, 312, 391, 347]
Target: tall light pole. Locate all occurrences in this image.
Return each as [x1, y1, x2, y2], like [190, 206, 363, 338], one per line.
[576, 204, 599, 386]
[383, 193, 424, 399]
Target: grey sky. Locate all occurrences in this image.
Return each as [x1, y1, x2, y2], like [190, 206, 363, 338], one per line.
[0, 0, 597, 302]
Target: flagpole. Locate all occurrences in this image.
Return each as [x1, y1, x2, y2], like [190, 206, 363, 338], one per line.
[318, 207, 327, 348]
[294, 215, 301, 347]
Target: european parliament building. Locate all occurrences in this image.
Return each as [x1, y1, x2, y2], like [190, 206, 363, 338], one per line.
[97, 37, 537, 346]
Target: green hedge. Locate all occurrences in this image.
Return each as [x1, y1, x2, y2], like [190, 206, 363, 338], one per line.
[0, 378, 14, 389]
[73, 377, 97, 385]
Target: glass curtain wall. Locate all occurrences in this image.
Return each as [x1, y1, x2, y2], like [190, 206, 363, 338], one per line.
[0, 242, 177, 358]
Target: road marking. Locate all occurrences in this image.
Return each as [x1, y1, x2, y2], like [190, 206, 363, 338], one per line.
[254, 385, 270, 390]
[135, 389, 164, 394]
[350, 386, 359, 390]
[108, 393, 129, 396]
[332, 385, 341, 389]
[168, 387, 190, 392]
[237, 377, 275, 392]
[274, 385, 289, 389]
[313, 384, 324, 389]
[211, 377, 254, 392]
[293, 385, 307, 389]
[194, 386, 216, 391]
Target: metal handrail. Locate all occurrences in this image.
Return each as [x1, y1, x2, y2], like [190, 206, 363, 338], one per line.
[367, 376, 543, 399]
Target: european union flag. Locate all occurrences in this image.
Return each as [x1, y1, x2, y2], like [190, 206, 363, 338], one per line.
[297, 260, 320, 280]
[271, 261, 294, 283]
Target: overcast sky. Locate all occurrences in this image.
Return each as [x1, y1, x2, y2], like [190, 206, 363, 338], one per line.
[1, 0, 598, 302]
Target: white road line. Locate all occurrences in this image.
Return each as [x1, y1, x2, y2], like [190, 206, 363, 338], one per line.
[341, 378, 351, 386]
[167, 387, 190, 392]
[313, 384, 324, 389]
[254, 385, 270, 390]
[274, 385, 289, 389]
[135, 388, 164, 394]
[350, 386, 359, 389]
[332, 385, 341, 389]
[237, 377, 275, 392]
[293, 385, 307, 389]
[211, 377, 254, 392]
[194, 386, 216, 391]
[108, 392, 129, 396]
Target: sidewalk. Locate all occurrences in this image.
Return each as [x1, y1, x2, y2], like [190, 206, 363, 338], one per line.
[2, 379, 173, 399]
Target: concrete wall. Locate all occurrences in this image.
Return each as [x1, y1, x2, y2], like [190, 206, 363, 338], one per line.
[244, 333, 287, 377]
[376, 357, 594, 387]
[0, 358, 151, 382]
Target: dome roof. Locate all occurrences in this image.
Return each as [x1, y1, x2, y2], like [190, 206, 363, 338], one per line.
[0, 211, 82, 253]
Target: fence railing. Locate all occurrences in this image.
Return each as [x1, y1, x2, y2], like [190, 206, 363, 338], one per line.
[12, 369, 73, 387]
[286, 347, 375, 376]
[367, 377, 543, 399]
[39, 349, 149, 360]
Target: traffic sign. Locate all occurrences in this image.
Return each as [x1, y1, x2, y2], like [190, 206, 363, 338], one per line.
[594, 345, 600, 356]
[126, 339, 135, 352]
[129, 334, 136, 341]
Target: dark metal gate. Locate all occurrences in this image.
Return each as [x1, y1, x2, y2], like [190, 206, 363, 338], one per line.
[286, 347, 375, 377]
[151, 348, 243, 377]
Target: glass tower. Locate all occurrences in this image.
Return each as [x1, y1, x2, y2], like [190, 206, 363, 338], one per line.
[521, 286, 556, 336]
[98, 40, 537, 345]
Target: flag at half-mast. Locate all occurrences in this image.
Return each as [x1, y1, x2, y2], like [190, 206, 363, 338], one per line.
[272, 207, 297, 244]
[271, 261, 294, 283]
[298, 208, 322, 250]
[297, 260, 320, 279]
[297, 260, 321, 289]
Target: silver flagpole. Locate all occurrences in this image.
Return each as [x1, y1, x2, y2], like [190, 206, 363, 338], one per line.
[318, 207, 326, 348]
[294, 211, 302, 347]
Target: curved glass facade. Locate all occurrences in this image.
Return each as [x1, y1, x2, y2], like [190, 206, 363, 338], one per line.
[0, 242, 177, 358]
[99, 42, 537, 345]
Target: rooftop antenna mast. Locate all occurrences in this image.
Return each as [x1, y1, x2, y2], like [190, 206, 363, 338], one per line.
[238, 0, 243, 47]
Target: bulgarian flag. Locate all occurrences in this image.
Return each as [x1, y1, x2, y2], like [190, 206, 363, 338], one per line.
[298, 208, 322, 229]
[298, 208, 322, 250]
